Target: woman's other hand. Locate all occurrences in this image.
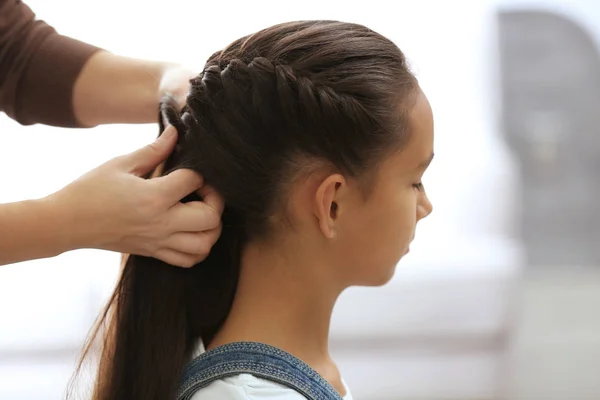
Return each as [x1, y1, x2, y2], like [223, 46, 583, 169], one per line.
[49, 126, 224, 267]
[158, 64, 197, 109]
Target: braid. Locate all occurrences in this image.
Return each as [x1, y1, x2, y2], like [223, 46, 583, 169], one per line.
[159, 55, 386, 184]
[78, 21, 419, 400]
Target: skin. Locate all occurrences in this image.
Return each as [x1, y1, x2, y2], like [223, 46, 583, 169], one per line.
[0, 51, 224, 267]
[209, 88, 435, 396]
[0, 127, 223, 267]
[72, 52, 193, 127]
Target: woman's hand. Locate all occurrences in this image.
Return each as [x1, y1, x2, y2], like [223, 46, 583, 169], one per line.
[158, 64, 197, 108]
[49, 126, 224, 267]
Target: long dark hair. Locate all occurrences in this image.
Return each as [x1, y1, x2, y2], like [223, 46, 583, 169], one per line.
[70, 20, 418, 400]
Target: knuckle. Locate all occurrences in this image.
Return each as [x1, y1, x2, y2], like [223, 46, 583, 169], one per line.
[144, 190, 167, 214]
[205, 208, 222, 228]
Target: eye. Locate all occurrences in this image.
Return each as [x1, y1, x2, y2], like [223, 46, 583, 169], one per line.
[412, 182, 424, 191]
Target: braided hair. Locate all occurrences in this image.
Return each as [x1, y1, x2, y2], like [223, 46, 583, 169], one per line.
[71, 20, 418, 400]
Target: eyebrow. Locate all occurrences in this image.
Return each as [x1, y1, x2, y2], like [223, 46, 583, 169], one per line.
[417, 152, 434, 170]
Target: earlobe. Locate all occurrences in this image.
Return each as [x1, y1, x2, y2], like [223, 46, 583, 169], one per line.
[314, 175, 344, 239]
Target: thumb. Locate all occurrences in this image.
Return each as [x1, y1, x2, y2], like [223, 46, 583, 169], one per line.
[123, 126, 178, 176]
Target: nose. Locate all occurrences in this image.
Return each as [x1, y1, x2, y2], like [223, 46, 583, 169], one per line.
[417, 192, 433, 221]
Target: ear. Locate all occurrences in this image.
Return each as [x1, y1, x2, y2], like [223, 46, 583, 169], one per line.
[314, 174, 345, 239]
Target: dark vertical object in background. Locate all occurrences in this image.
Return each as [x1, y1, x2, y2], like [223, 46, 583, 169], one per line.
[498, 10, 600, 266]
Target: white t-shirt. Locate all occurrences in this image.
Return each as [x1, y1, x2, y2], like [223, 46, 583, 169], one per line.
[189, 373, 354, 400]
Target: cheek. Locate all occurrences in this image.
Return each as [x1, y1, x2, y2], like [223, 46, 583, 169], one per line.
[369, 195, 417, 283]
[338, 192, 416, 285]
[377, 191, 416, 245]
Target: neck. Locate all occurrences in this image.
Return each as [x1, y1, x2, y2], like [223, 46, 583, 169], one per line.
[209, 240, 341, 365]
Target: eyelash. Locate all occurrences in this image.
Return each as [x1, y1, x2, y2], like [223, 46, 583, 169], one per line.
[413, 182, 425, 191]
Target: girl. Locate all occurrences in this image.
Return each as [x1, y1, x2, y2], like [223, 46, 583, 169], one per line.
[72, 20, 434, 400]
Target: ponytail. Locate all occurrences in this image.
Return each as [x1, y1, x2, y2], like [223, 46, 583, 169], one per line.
[68, 98, 240, 400]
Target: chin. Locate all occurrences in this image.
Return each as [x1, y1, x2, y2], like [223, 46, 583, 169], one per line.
[361, 262, 399, 287]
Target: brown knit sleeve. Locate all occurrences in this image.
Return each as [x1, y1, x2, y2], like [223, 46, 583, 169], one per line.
[0, 0, 101, 127]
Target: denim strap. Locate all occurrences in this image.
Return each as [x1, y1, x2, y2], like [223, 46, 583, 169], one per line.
[177, 341, 344, 400]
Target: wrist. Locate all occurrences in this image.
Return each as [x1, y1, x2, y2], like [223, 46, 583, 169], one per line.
[73, 52, 177, 126]
[144, 61, 176, 122]
[41, 191, 89, 254]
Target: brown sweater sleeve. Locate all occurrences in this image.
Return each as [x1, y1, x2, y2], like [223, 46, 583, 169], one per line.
[0, 0, 101, 127]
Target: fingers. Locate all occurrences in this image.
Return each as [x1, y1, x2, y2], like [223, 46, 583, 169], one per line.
[153, 227, 222, 267]
[133, 127, 178, 175]
[155, 197, 223, 267]
[167, 201, 221, 233]
[163, 227, 222, 258]
[153, 169, 204, 205]
[152, 248, 201, 268]
[197, 183, 225, 215]
[119, 126, 178, 176]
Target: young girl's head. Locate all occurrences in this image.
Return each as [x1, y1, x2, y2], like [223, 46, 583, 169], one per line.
[75, 20, 433, 400]
[165, 19, 433, 284]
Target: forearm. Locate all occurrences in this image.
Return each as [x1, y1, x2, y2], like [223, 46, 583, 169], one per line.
[0, 0, 100, 126]
[0, 197, 81, 266]
[73, 51, 173, 127]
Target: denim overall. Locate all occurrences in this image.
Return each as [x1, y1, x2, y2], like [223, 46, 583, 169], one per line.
[177, 341, 345, 400]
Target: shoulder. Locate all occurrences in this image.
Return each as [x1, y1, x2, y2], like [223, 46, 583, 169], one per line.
[190, 373, 307, 400]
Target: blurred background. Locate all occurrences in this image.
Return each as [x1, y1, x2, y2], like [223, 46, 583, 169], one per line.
[1, 0, 599, 399]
